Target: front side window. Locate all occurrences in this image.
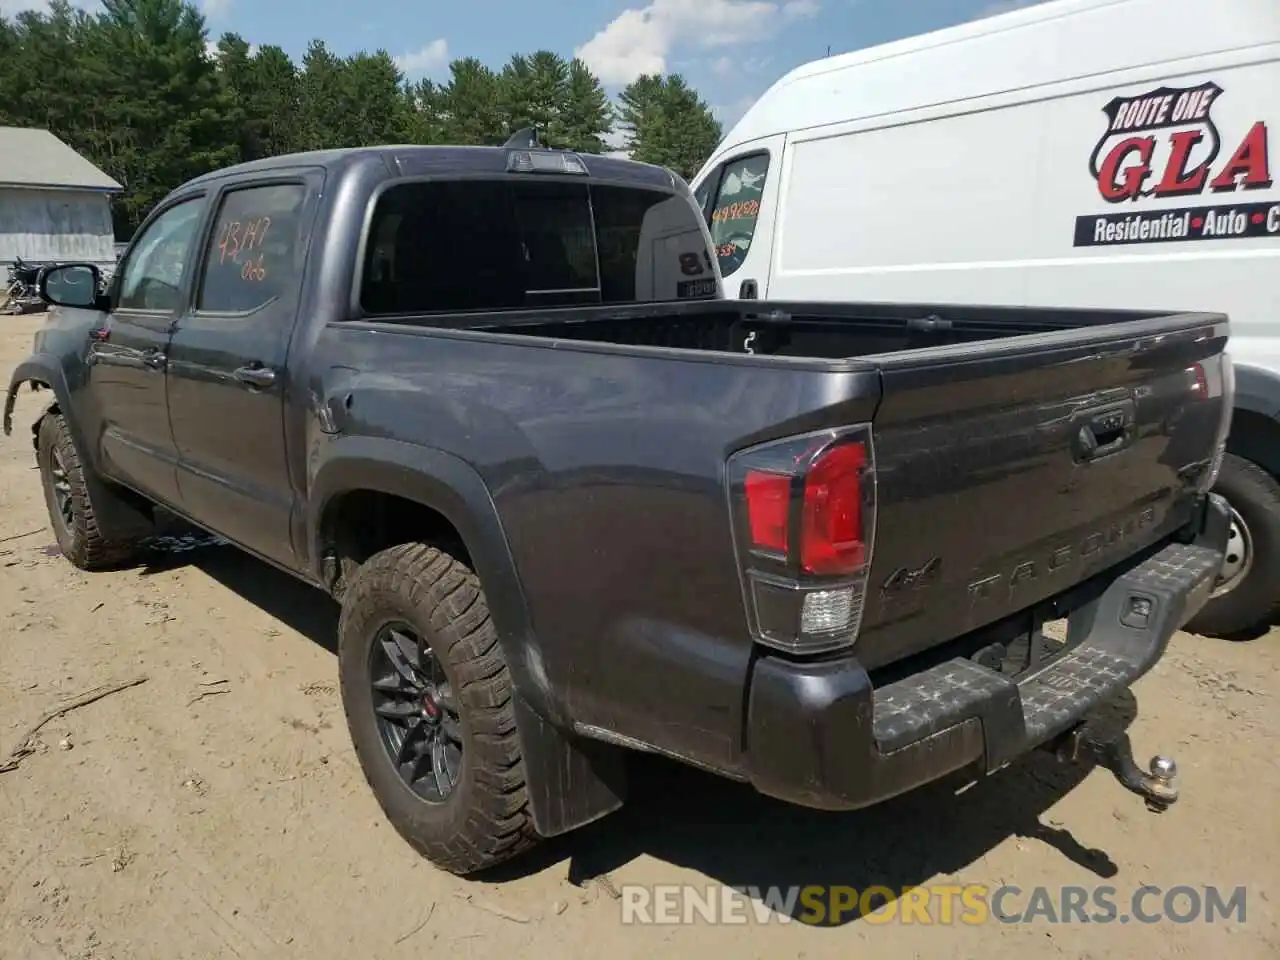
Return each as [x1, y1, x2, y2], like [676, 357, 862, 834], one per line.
[359, 178, 717, 315]
[198, 183, 308, 314]
[117, 198, 203, 312]
[708, 153, 769, 277]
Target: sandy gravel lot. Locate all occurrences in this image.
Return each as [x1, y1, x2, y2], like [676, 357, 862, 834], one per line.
[0, 311, 1276, 959]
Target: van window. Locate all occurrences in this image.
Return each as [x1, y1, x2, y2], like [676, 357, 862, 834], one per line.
[359, 179, 718, 314]
[693, 178, 712, 219]
[708, 153, 769, 277]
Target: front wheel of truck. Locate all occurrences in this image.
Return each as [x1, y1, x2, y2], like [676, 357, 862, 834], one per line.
[1184, 453, 1280, 639]
[337, 542, 541, 875]
[37, 412, 143, 570]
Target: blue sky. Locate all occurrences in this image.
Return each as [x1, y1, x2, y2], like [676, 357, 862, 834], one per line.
[6, 0, 1042, 129]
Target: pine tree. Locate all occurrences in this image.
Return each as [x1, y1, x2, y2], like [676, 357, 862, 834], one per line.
[82, 0, 239, 234]
[559, 58, 612, 153]
[435, 57, 505, 145]
[619, 73, 722, 179]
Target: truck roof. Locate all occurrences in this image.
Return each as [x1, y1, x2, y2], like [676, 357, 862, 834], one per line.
[183, 144, 683, 194]
[708, 0, 1275, 167]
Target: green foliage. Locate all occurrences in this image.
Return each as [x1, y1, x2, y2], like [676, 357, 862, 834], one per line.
[0, 0, 722, 237]
[431, 57, 505, 145]
[619, 73, 723, 181]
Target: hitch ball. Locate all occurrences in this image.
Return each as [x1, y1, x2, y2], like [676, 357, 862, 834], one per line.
[1150, 755, 1177, 785]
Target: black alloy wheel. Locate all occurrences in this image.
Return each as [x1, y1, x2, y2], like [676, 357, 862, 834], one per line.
[368, 620, 463, 802]
[47, 446, 75, 538]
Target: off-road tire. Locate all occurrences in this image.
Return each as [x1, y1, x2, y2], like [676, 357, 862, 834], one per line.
[1185, 453, 1280, 639]
[337, 542, 540, 875]
[37, 413, 143, 570]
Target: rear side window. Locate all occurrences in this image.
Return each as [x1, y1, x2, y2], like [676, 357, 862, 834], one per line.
[198, 183, 307, 314]
[708, 154, 769, 277]
[359, 179, 717, 315]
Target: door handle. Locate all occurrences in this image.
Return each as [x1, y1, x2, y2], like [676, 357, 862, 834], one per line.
[142, 350, 166, 370]
[739, 279, 758, 299]
[1072, 401, 1135, 462]
[233, 364, 277, 388]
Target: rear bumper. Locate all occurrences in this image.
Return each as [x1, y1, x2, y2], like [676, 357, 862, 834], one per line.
[743, 493, 1230, 811]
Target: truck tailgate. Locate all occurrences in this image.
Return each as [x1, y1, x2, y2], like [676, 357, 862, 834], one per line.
[855, 315, 1230, 670]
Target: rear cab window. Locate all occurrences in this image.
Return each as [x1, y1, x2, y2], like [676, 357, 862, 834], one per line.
[359, 178, 718, 315]
[706, 154, 769, 277]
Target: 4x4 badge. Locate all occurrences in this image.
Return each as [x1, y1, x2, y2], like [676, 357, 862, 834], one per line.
[882, 556, 942, 596]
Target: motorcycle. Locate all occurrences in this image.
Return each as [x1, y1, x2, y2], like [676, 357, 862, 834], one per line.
[2, 256, 52, 315]
[2, 256, 103, 314]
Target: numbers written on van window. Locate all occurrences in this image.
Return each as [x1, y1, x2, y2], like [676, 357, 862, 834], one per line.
[711, 199, 760, 223]
[706, 153, 769, 277]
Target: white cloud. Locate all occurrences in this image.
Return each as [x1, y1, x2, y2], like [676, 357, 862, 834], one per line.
[393, 38, 449, 77]
[201, 0, 232, 19]
[710, 55, 735, 76]
[783, 0, 819, 19]
[710, 52, 772, 78]
[576, 0, 819, 87]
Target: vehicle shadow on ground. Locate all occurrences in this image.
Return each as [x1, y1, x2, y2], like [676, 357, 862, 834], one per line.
[515, 705, 1134, 927]
[142, 537, 1141, 927]
[136, 533, 341, 654]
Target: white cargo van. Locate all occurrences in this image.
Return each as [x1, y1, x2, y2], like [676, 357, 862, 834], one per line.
[691, 0, 1280, 639]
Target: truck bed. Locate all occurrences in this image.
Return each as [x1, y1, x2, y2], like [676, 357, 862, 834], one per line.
[379, 298, 1186, 361]
[337, 298, 1228, 733]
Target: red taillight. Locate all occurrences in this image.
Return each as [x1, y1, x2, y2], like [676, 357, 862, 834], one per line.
[800, 442, 866, 575]
[744, 470, 791, 553]
[728, 425, 876, 654]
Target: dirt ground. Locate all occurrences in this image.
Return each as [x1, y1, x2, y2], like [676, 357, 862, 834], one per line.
[0, 311, 1276, 960]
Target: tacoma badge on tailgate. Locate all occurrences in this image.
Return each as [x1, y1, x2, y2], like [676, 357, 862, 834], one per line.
[968, 505, 1158, 602]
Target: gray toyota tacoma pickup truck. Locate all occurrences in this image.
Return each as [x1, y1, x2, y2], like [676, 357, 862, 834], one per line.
[5, 141, 1233, 875]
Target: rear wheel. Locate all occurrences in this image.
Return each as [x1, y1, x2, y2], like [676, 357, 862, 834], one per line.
[337, 542, 540, 875]
[1184, 453, 1280, 639]
[37, 413, 143, 570]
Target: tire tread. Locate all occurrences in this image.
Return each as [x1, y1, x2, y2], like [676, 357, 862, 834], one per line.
[338, 541, 540, 875]
[1186, 453, 1280, 639]
[37, 413, 141, 570]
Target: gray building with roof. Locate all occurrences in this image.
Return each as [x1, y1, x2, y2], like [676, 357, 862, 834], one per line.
[0, 126, 121, 267]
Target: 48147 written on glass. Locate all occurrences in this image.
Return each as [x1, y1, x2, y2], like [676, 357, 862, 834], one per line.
[215, 215, 273, 283]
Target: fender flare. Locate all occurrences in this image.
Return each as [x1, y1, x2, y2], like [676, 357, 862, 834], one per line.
[308, 436, 559, 711]
[308, 436, 627, 837]
[4, 355, 155, 541]
[4, 356, 71, 442]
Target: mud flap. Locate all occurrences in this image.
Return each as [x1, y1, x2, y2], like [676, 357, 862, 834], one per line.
[512, 694, 627, 838]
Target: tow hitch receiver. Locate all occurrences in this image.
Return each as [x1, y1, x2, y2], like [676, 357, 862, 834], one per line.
[1046, 726, 1179, 812]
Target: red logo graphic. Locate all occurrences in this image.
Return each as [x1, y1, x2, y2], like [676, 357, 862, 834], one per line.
[1089, 82, 1272, 203]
